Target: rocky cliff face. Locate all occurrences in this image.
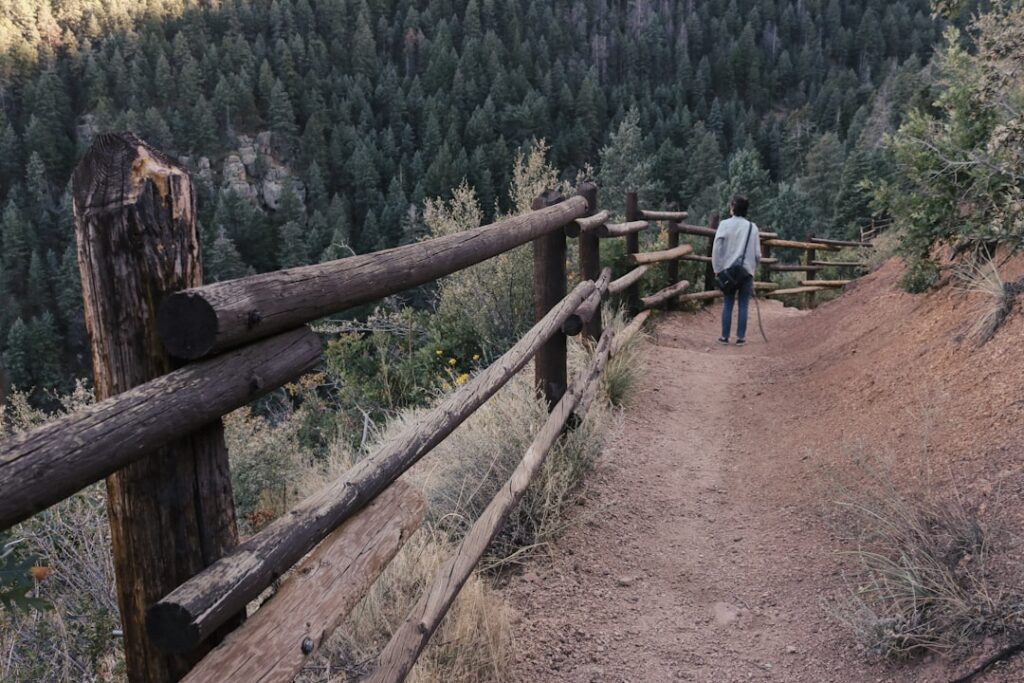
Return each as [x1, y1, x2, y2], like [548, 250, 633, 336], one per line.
[198, 131, 306, 212]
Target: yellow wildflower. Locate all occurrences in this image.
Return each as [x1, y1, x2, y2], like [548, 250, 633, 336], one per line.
[435, 349, 443, 356]
[472, 354, 481, 362]
[455, 373, 470, 386]
[448, 358, 457, 366]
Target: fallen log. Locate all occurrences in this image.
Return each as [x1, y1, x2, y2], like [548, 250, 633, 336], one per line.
[0, 327, 322, 531]
[145, 281, 596, 654]
[799, 280, 851, 288]
[642, 280, 691, 309]
[607, 266, 649, 296]
[627, 244, 694, 266]
[181, 481, 425, 683]
[762, 238, 839, 252]
[158, 196, 588, 360]
[366, 330, 614, 683]
[640, 210, 688, 221]
[809, 237, 873, 248]
[769, 286, 826, 296]
[599, 220, 649, 238]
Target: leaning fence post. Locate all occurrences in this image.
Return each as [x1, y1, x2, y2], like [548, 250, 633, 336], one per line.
[624, 192, 642, 315]
[703, 211, 720, 291]
[532, 189, 568, 408]
[71, 132, 241, 682]
[577, 181, 601, 340]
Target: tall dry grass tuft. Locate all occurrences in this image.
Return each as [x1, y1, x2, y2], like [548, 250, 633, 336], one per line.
[600, 307, 646, 407]
[953, 257, 1024, 344]
[824, 454, 1024, 659]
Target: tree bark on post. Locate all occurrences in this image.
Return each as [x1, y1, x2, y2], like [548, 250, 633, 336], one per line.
[577, 182, 601, 340]
[624, 192, 642, 315]
[533, 189, 568, 408]
[666, 221, 680, 310]
[71, 132, 240, 682]
[804, 234, 817, 310]
[703, 212, 720, 291]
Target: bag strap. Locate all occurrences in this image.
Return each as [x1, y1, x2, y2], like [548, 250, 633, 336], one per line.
[731, 220, 754, 269]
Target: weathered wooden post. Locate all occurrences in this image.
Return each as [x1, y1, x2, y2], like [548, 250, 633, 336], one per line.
[666, 221, 680, 310]
[804, 234, 817, 310]
[533, 189, 568, 408]
[760, 239, 773, 284]
[577, 181, 601, 340]
[703, 211, 720, 291]
[624, 192, 642, 315]
[72, 132, 241, 682]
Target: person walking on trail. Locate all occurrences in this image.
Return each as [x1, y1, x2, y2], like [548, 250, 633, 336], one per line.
[712, 195, 760, 346]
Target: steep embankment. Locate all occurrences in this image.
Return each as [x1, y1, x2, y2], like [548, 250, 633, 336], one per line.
[505, 258, 1024, 682]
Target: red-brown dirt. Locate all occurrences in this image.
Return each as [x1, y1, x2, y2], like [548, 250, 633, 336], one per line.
[506, 258, 1024, 682]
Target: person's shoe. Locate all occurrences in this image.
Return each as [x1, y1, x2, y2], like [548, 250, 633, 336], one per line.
[717, 337, 729, 345]
[735, 338, 746, 346]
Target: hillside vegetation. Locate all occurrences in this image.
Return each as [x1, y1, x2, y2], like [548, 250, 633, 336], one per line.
[0, 0, 963, 393]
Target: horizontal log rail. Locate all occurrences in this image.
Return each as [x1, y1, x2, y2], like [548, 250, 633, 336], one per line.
[562, 268, 612, 336]
[769, 286, 826, 296]
[671, 223, 778, 240]
[572, 210, 610, 234]
[800, 280, 852, 288]
[599, 220, 649, 238]
[368, 329, 615, 682]
[627, 243, 694, 266]
[181, 481, 426, 683]
[809, 237, 873, 248]
[811, 260, 865, 268]
[611, 309, 651, 356]
[640, 210, 688, 221]
[145, 281, 596, 654]
[0, 328, 321, 530]
[642, 280, 691, 309]
[769, 264, 825, 272]
[158, 196, 589, 360]
[762, 238, 839, 252]
[607, 266, 649, 296]
[680, 254, 712, 264]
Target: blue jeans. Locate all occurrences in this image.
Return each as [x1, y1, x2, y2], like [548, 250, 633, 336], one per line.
[721, 274, 753, 341]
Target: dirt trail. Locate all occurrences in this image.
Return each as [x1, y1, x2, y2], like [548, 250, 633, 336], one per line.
[506, 288, 1018, 683]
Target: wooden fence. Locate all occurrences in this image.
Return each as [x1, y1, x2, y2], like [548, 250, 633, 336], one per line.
[0, 133, 872, 683]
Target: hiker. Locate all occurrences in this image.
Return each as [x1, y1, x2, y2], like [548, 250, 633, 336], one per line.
[712, 195, 760, 346]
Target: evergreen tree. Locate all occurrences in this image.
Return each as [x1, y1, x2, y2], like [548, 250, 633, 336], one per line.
[207, 229, 252, 282]
[598, 108, 659, 215]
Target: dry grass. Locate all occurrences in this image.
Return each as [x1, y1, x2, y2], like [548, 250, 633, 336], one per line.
[953, 257, 1023, 344]
[824, 454, 1024, 659]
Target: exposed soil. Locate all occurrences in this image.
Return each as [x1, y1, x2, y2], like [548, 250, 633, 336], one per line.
[506, 258, 1024, 682]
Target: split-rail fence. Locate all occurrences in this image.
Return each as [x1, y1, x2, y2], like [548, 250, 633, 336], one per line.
[0, 132, 872, 682]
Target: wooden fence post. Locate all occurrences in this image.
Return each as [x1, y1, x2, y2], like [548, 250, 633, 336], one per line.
[761, 240, 773, 284]
[666, 221, 680, 310]
[804, 234, 817, 310]
[71, 132, 241, 682]
[577, 182, 601, 340]
[703, 211, 720, 291]
[533, 189, 568, 408]
[624, 192, 641, 315]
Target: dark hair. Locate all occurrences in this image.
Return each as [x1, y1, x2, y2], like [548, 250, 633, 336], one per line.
[731, 195, 749, 217]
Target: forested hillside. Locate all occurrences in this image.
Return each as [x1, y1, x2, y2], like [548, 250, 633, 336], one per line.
[0, 0, 954, 393]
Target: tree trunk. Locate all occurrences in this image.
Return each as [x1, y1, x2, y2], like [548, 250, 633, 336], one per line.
[71, 132, 240, 682]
